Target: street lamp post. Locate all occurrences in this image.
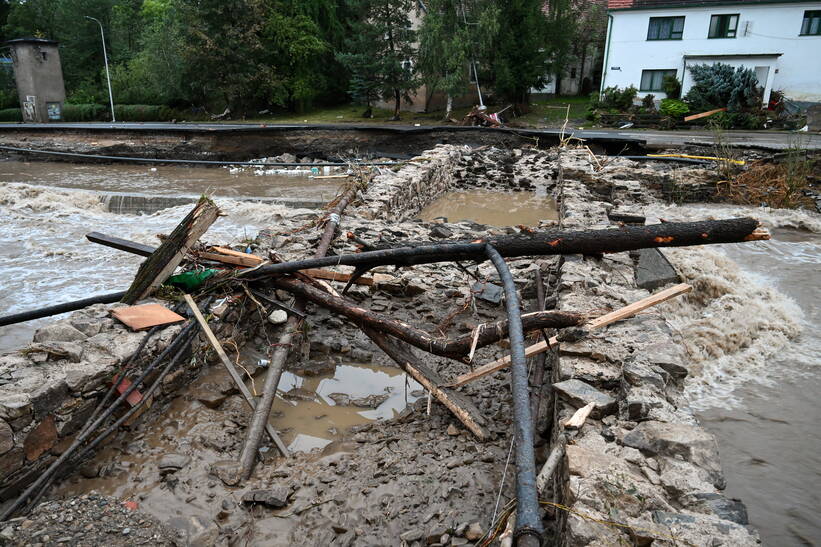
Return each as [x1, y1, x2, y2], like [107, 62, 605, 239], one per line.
[84, 16, 115, 122]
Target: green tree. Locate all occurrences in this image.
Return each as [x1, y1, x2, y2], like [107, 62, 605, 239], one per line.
[417, 0, 498, 118]
[337, 0, 418, 120]
[684, 63, 761, 112]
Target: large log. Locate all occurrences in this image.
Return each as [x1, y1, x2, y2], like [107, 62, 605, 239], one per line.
[270, 276, 583, 360]
[248, 218, 767, 278]
[122, 197, 221, 304]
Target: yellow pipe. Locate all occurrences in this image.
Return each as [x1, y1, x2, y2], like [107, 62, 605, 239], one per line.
[647, 153, 746, 165]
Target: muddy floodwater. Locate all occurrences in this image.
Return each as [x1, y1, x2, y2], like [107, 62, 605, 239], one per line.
[698, 228, 821, 546]
[0, 160, 342, 200]
[419, 190, 558, 226]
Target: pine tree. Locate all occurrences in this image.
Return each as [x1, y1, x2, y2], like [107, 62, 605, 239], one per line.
[417, 0, 498, 118]
[684, 63, 761, 112]
[337, 0, 418, 120]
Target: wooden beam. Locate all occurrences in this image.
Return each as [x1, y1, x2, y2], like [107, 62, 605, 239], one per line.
[684, 107, 726, 122]
[450, 283, 693, 387]
[122, 197, 220, 304]
[364, 326, 490, 440]
[183, 294, 289, 458]
[86, 231, 155, 257]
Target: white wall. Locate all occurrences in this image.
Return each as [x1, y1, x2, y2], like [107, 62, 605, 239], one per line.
[602, 2, 821, 102]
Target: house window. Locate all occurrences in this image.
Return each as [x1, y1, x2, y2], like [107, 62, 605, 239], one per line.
[800, 10, 821, 35]
[709, 14, 739, 38]
[640, 69, 676, 92]
[647, 17, 685, 40]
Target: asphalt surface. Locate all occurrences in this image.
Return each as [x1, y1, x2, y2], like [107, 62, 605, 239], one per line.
[0, 122, 817, 150]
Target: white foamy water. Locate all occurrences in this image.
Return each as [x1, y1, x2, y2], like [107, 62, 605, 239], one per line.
[0, 182, 313, 350]
[644, 203, 821, 410]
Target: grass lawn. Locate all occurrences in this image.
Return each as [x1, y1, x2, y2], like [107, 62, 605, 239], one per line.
[240, 96, 591, 129]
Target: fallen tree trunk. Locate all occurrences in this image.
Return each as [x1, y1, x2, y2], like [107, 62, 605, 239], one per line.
[248, 218, 767, 278]
[270, 276, 583, 360]
[238, 185, 359, 481]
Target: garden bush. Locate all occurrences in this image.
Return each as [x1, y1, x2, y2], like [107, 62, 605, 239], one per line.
[662, 75, 681, 99]
[0, 108, 22, 122]
[660, 98, 689, 118]
[684, 63, 761, 112]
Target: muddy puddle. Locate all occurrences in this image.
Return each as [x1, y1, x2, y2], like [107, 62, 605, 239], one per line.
[0, 160, 342, 201]
[419, 190, 558, 226]
[53, 353, 422, 538]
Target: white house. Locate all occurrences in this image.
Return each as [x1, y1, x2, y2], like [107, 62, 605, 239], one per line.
[600, 0, 821, 104]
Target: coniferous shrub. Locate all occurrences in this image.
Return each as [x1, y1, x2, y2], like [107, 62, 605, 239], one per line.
[662, 74, 681, 99]
[684, 63, 761, 112]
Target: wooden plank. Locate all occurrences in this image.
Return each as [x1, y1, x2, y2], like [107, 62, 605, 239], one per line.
[122, 197, 220, 304]
[301, 268, 396, 287]
[563, 402, 595, 429]
[198, 251, 261, 267]
[450, 283, 692, 387]
[111, 303, 185, 331]
[684, 107, 726, 122]
[184, 294, 289, 458]
[210, 246, 264, 264]
[86, 232, 155, 257]
[364, 326, 490, 440]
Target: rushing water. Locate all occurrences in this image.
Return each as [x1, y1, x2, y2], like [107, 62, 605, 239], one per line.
[647, 204, 821, 546]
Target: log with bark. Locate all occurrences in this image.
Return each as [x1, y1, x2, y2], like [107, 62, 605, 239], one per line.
[247, 218, 768, 279]
[269, 276, 583, 361]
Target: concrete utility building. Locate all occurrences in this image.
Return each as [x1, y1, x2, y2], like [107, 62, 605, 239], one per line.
[6, 38, 66, 122]
[600, 0, 821, 104]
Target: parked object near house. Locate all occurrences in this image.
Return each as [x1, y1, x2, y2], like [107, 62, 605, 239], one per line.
[5, 38, 66, 123]
[600, 0, 821, 105]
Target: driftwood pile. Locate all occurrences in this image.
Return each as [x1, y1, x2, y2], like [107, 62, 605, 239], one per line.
[0, 179, 770, 543]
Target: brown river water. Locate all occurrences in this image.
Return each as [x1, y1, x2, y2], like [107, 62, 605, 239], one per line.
[0, 162, 819, 545]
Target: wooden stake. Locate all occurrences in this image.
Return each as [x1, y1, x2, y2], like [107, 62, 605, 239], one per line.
[183, 294, 289, 458]
[364, 326, 490, 440]
[122, 197, 220, 304]
[450, 283, 692, 387]
[563, 402, 595, 429]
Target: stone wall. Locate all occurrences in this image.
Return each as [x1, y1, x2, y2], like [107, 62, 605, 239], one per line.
[356, 144, 466, 221]
[0, 300, 246, 502]
[548, 149, 759, 545]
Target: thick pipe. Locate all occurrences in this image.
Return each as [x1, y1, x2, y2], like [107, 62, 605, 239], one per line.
[0, 291, 126, 327]
[484, 244, 543, 545]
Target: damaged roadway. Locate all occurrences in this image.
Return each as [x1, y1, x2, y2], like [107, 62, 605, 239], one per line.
[0, 144, 768, 545]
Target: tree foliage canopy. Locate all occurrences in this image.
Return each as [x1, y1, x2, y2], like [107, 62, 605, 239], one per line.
[0, 0, 600, 115]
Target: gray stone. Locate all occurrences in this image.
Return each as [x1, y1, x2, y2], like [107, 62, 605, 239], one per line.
[552, 378, 616, 417]
[635, 248, 679, 290]
[464, 522, 484, 541]
[282, 388, 316, 402]
[158, 453, 191, 473]
[471, 281, 503, 304]
[350, 393, 389, 408]
[429, 225, 453, 239]
[0, 419, 14, 455]
[400, 529, 424, 542]
[210, 461, 241, 486]
[69, 318, 103, 337]
[623, 421, 724, 488]
[267, 310, 288, 325]
[241, 486, 291, 508]
[644, 342, 688, 379]
[328, 393, 351, 406]
[693, 493, 749, 525]
[32, 322, 87, 343]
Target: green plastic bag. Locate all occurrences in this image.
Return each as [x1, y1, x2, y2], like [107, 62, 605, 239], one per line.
[166, 269, 218, 291]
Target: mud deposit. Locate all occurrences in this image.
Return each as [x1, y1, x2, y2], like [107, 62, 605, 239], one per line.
[419, 190, 558, 226]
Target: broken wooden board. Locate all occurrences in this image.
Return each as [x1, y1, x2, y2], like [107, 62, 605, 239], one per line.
[364, 326, 490, 440]
[450, 283, 693, 387]
[202, 246, 265, 267]
[183, 294, 289, 458]
[684, 107, 726, 122]
[122, 197, 220, 304]
[301, 268, 394, 287]
[111, 303, 185, 331]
